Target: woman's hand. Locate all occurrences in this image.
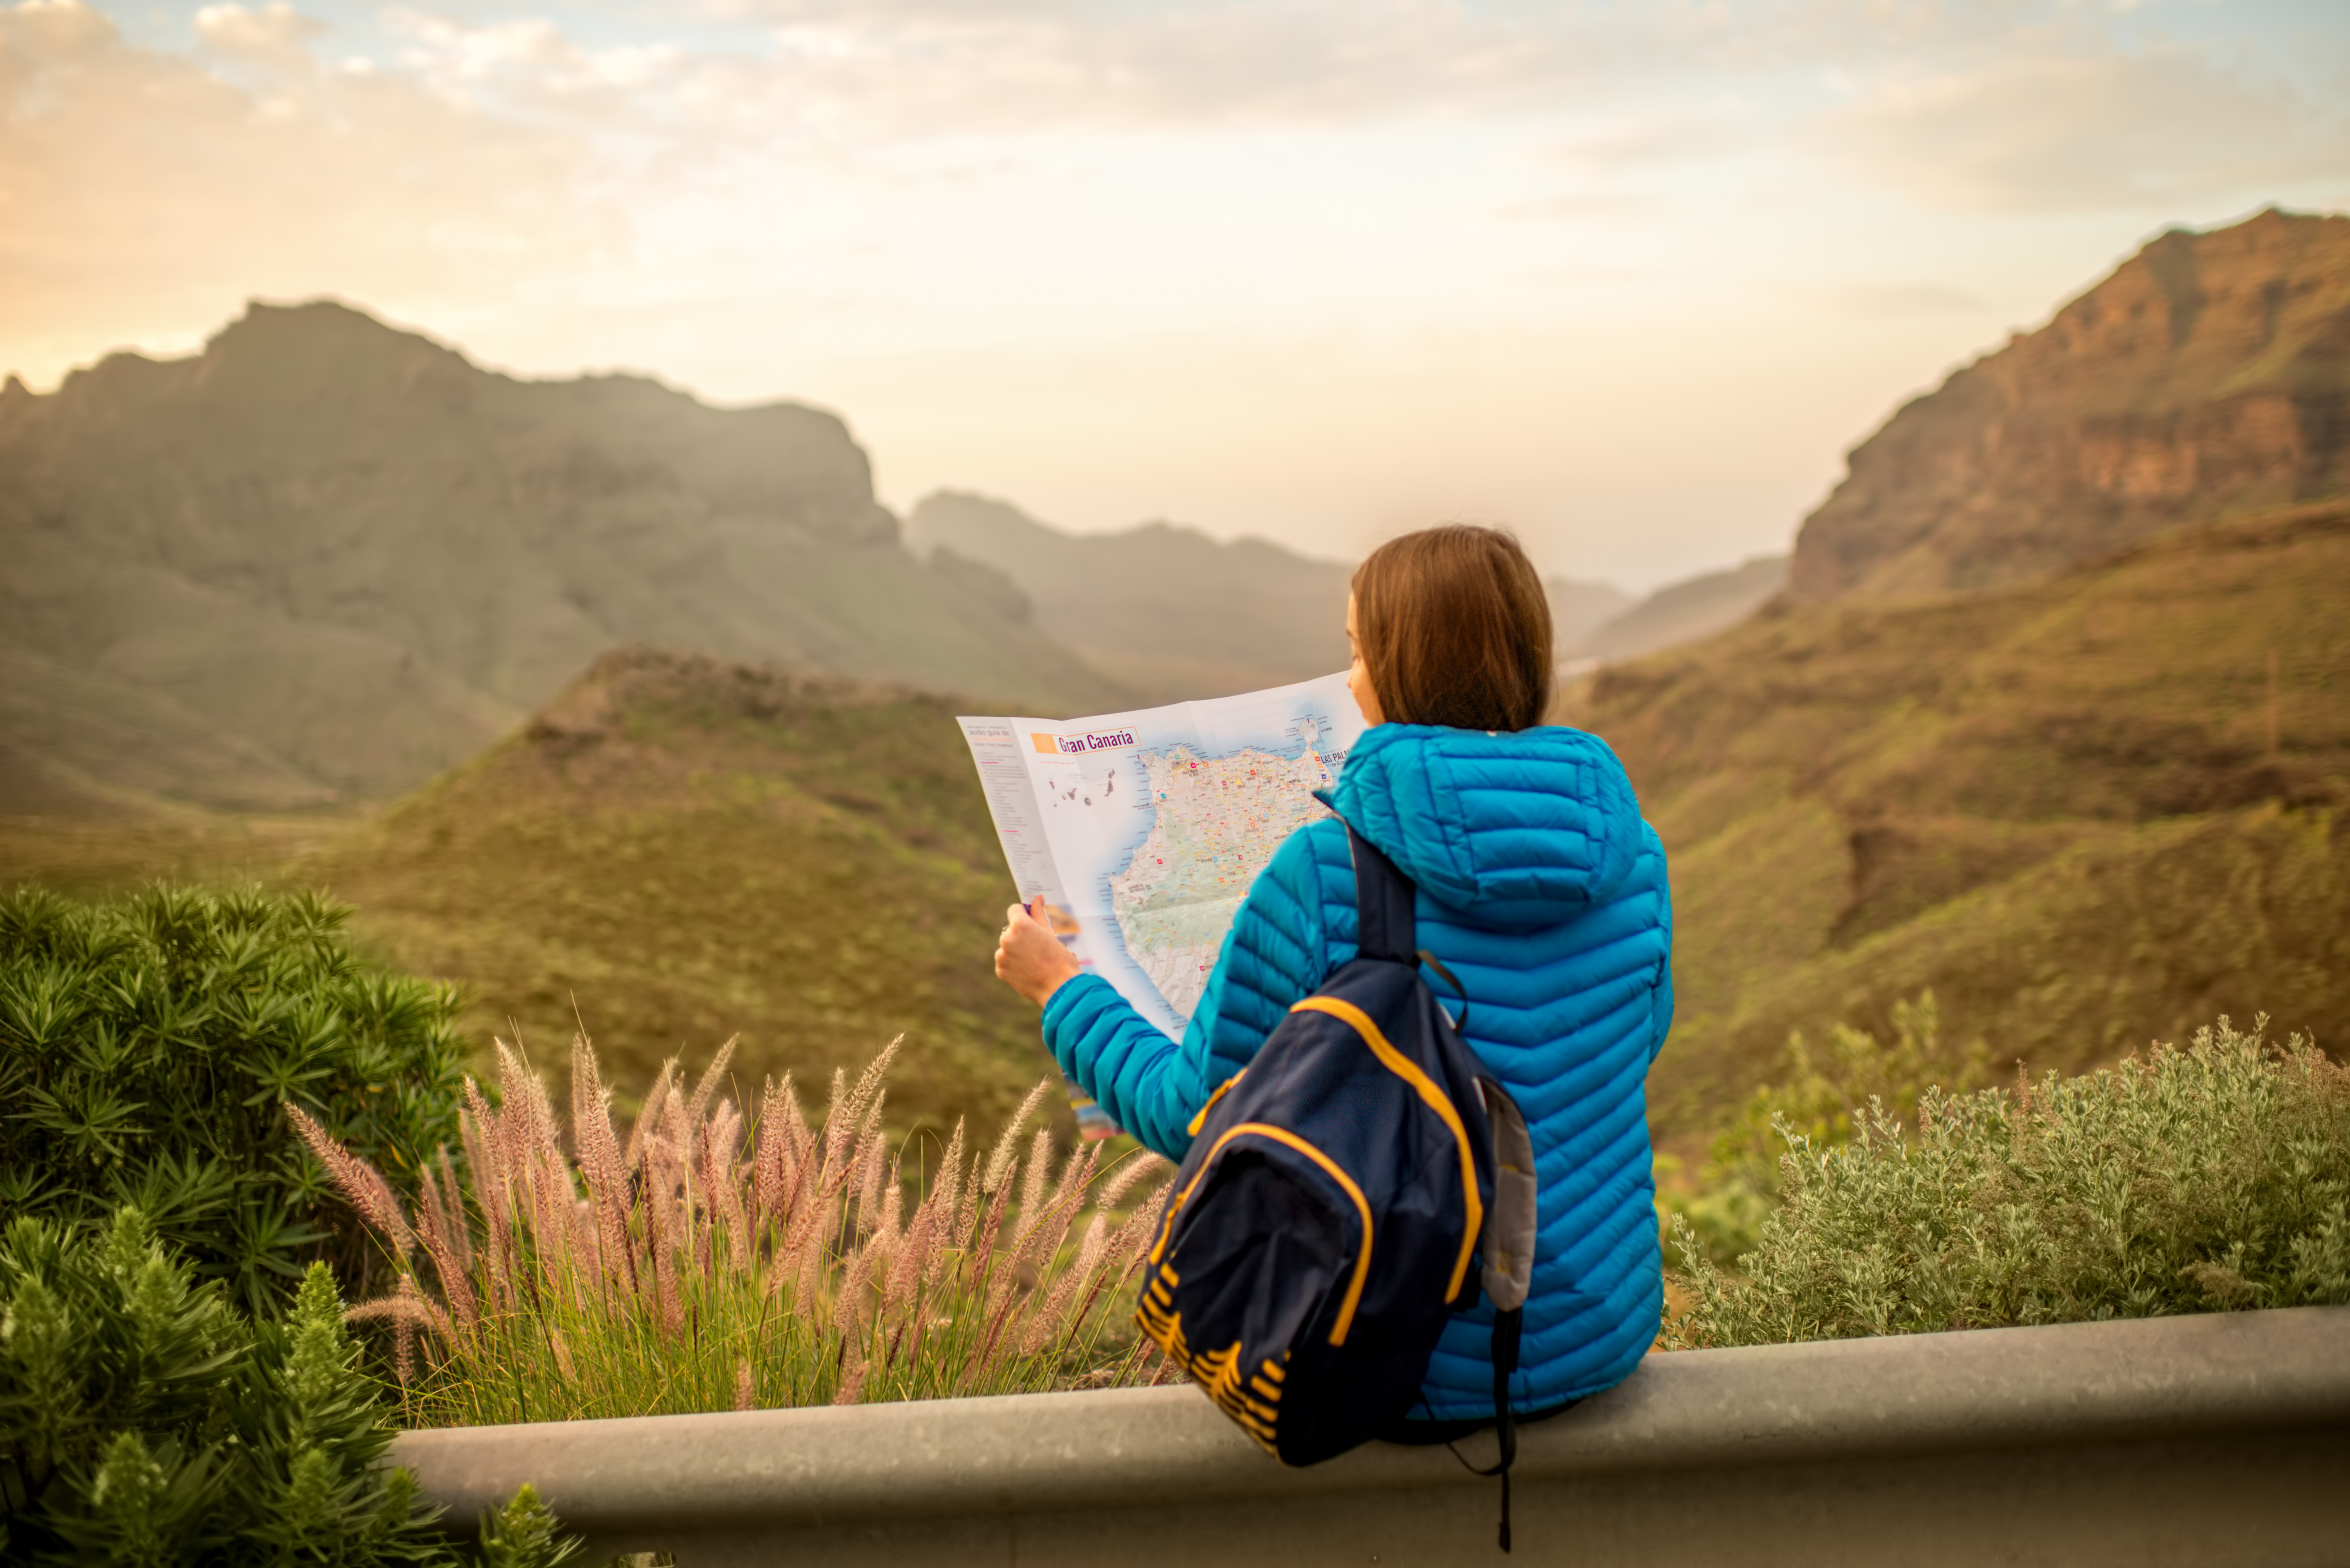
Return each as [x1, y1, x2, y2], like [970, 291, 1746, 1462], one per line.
[994, 900, 1083, 1008]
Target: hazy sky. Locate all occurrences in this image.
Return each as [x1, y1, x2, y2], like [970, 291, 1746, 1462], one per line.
[4, 1, 2346, 589]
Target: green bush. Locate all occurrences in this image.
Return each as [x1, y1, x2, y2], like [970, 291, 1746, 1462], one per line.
[0, 886, 466, 1312]
[0, 1206, 577, 1565]
[1671, 993, 1992, 1265]
[1668, 1019, 2350, 1348]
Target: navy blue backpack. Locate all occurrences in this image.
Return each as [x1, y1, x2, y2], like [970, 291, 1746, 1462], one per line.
[1138, 824, 1539, 1544]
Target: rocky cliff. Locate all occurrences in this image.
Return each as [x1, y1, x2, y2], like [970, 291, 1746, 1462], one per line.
[1791, 208, 2350, 602]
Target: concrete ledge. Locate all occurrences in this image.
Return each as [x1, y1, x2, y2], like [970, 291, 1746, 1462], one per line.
[395, 1306, 2350, 1566]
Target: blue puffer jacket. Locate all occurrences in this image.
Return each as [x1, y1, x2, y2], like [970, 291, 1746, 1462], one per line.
[1043, 722, 1674, 1420]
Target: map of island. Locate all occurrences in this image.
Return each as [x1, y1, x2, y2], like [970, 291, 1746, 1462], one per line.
[957, 672, 1366, 1056]
[1107, 728, 1339, 1019]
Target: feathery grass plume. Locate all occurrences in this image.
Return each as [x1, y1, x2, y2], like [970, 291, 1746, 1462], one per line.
[817, 1066, 853, 1176]
[929, 1117, 966, 1218]
[882, 1201, 935, 1315]
[1098, 1149, 1171, 1211]
[298, 1035, 1173, 1425]
[842, 1038, 900, 1137]
[874, 1153, 905, 1248]
[682, 1036, 739, 1150]
[704, 1103, 751, 1273]
[1023, 1215, 1108, 1355]
[570, 1036, 633, 1290]
[751, 1072, 804, 1228]
[1018, 1129, 1055, 1233]
[412, 1164, 479, 1331]
[984, 1081, 1052, 1195]
[854, 1135, 888, 1236]
[620, 1058, 675, 1199]
[284, 1105, 418, 1263]
[457, 1085, 516, 1314]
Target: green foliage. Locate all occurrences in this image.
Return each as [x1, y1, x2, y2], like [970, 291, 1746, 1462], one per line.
[0, 1207, 580, 1565]
[0, 885, 467, 1313]
[473, 1486, 579, 1568]
[1571, 505, 2350, 1142]
[1667, 1019, 2350, 1348]
[1673, 993, 1992, 1265]
[298, 650, 1075, 1139]
[298, 1037, 1175, 1427]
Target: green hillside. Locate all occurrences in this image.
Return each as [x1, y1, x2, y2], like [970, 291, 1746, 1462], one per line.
[1569, 500, 2350, 1148]
[293, 648, 1049, 1133]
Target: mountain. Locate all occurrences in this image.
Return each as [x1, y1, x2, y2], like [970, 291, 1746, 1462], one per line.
[297, 647, 1052, 1132]
[1791, 208, 2350, 603]
[1568, 498, 2350, 1148]
[0, 302, 1122, 814]
[1545, 576, 1636, 652]
[905, 491, 1352, 702]
[906, 489, 1632, 701]
[1570, 556, 1787, 663]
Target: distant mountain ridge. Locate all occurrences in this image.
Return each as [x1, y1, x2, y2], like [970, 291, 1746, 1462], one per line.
[904, 491, 1356, 703]
[1793, 208, 2350, 602]
[906, 489, 1674, 699]
[0, 301, 1121, 812]
[1569, 556, 1787, 663]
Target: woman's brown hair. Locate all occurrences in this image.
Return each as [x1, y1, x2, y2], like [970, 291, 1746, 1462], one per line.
[1352, 524, 1553, 731]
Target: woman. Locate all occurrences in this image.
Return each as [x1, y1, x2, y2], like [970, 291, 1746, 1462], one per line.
[994, 524, 1672, 1431]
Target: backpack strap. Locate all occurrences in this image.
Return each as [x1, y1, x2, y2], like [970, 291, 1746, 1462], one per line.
[1348, 825, 1469, 1030]
[1344, 824, 1417, 965]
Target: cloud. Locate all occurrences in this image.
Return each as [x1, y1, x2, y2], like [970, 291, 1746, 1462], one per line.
[677, 0, 1632, 135]
[0, 0, 614, 380]
[1820, 45, 2350, 211]
[383, 8, 682, 95]
[1540, 111, 1750, 178]
[194, 3, 324, 72]
[0, 0, 108, 57]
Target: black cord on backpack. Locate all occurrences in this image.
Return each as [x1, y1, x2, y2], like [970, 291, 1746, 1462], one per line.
[1491, 1306, 1521, 1551]
[1438, 1308, 1523, 1553]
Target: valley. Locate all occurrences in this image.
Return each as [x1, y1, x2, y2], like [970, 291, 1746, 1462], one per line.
[3, 207, 2346, 1165]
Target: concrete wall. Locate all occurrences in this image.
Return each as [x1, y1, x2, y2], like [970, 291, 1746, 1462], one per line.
[394, 1306, 2350, 1567]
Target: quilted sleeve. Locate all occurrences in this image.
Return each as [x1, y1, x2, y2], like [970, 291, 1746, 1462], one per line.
[1040, 821, 1335, 1159]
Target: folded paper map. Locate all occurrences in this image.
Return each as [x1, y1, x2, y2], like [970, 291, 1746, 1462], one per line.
[959, 673, 1369, 1136]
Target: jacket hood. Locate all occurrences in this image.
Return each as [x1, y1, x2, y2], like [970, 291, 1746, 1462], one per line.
[1320, 724, 1646, 931]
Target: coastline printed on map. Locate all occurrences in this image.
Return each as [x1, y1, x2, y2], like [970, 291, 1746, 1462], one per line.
[957, 672, 1368, 1060]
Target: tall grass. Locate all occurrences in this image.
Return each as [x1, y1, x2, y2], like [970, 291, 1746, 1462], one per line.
[1668, 1019, 2350, 1348]
[288, 1035, 1173, 1426]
